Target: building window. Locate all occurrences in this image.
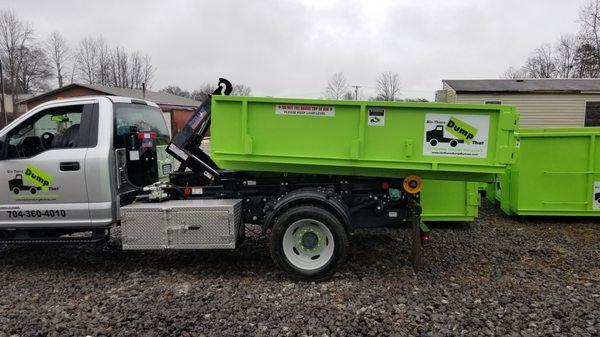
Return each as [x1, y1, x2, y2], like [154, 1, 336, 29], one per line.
[585, 102, 600, 126]
[485, 100, 501, 105]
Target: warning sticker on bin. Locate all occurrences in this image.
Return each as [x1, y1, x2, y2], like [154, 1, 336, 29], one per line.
[276, 104, 335, 117]
[423, 114, 489, 158]
[594, 182, 600, 210]
[368, 108, 385, 126]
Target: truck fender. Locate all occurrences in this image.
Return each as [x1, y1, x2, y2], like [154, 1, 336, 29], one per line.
[263, 187, 352, 232]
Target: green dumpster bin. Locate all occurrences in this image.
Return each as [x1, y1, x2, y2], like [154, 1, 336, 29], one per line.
[421, 180, 480, 222]
[211, 96, 518, 182]
[493, 127, 600, 216]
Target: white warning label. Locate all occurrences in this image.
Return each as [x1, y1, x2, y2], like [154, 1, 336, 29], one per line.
[276, 104, 335, 117]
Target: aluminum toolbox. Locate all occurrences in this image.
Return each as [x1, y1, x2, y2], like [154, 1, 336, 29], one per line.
[121, 199, 242, 249]
[210, 96, 519, 182]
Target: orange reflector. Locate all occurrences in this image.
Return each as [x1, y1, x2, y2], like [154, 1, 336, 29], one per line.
[403, 175, 423, 194]
[183, 187, 191, 196]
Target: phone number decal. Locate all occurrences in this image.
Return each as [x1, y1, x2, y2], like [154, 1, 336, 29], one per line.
[7, 210, 67, 218]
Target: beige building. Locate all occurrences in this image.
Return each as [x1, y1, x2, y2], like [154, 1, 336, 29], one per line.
[436, 79, 600, 127]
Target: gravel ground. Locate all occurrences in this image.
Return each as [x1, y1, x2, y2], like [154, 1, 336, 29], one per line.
[0, 201, 599, 337]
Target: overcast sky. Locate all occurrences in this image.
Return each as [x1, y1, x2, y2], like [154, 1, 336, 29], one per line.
[1, 0, 587, 100]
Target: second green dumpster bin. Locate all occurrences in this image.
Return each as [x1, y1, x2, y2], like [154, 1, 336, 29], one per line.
[492, 127, 600, 216]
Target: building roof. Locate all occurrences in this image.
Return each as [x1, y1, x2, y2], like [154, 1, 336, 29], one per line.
[21, 83, 201, 108]
[443, 79, 600, 93]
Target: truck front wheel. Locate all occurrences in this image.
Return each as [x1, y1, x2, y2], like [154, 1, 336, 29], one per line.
[269, 205, 348, 281]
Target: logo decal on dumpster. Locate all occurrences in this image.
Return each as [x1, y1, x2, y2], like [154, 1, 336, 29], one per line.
[446, 117, 478, 144]
[423, 114, 489, 158]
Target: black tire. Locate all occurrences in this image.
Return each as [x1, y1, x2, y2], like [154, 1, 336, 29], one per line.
[450, 139, 458, 147]
[269, 205, 348, 281]
[429, 139, 438, 146]
[30, 188, 37, 194]
[12, 187, 19, 195]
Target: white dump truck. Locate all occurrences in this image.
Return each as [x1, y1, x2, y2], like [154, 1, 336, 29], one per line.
[0, 79, 517, 280]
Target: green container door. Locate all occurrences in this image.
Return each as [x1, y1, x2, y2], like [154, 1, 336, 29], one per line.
[421, 180, 480, 222]
[498, 127, 600, 216]
[211, 96, 518, 182]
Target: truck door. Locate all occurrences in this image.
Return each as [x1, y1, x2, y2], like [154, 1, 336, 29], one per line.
[0, 101, 98, 228]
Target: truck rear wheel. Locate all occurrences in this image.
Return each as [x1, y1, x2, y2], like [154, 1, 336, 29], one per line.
[269, 205, 348, 281]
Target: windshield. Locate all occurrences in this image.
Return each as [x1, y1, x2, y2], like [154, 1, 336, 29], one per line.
[113, 103, 170, 148]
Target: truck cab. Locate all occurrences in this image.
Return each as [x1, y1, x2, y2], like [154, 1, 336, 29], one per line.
[0, 96, 171, 231]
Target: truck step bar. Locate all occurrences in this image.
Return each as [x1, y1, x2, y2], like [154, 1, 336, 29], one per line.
[0, 229, 109, 245]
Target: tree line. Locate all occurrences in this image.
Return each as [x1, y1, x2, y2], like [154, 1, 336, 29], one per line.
[160, 83, 252, 102]
[322, 71, 427, 102]
[504, 0, 600, 79]
[0, 9, 155, 114]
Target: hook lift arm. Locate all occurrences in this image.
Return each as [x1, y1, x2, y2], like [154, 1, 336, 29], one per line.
[166, 78, 232, 184]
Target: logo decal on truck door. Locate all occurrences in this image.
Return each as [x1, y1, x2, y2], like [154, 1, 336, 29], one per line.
[423, 114, 489, 158]
[7, 166, 59, 201]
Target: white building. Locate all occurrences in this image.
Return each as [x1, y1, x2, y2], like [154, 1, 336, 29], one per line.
[436, 79, 600, 127]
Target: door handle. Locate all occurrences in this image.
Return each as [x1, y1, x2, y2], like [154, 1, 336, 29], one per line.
[60, 161, 80, 171]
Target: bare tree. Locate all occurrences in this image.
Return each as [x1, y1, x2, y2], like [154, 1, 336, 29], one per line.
[160, 85, 191, 98]
[500, 1, 600, 79]
[554, 35, 578, 78]
[18, 45, 51, 93]
[191, 83, 216, 102]
[141, 54, 154, 88]
[375, 71, 401, 101]
[574, 42, 600, 77]
[74, 36, 153, 89]
[109, 46, 129, 88]
[45, 31, 69, 88]
[501, 66, 528, 79]
[129, 52, 154, 89]
[232, 83, 251, 96]
[580, 0, 600, 51]
[522, 44, 558, 78]
[96, 37, 110, 86]
[0, 10, 33, 113]
[75, 37, 98, 84]
[323, 72, 349, 99]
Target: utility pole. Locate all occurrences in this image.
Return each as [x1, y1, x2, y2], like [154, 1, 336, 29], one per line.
[351, 85, 361, 100]
[0, 59, 6, 127]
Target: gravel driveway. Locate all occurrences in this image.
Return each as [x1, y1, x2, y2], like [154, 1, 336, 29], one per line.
[0, 201, 598, 337]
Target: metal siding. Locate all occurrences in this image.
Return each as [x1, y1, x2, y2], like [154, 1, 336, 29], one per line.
[442, 83, 457, 103]
[455, 93, 600, 127]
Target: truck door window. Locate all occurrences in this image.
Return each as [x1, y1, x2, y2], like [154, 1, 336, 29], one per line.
[6, 105, 84, 159]
[113, 103, 170, 148]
